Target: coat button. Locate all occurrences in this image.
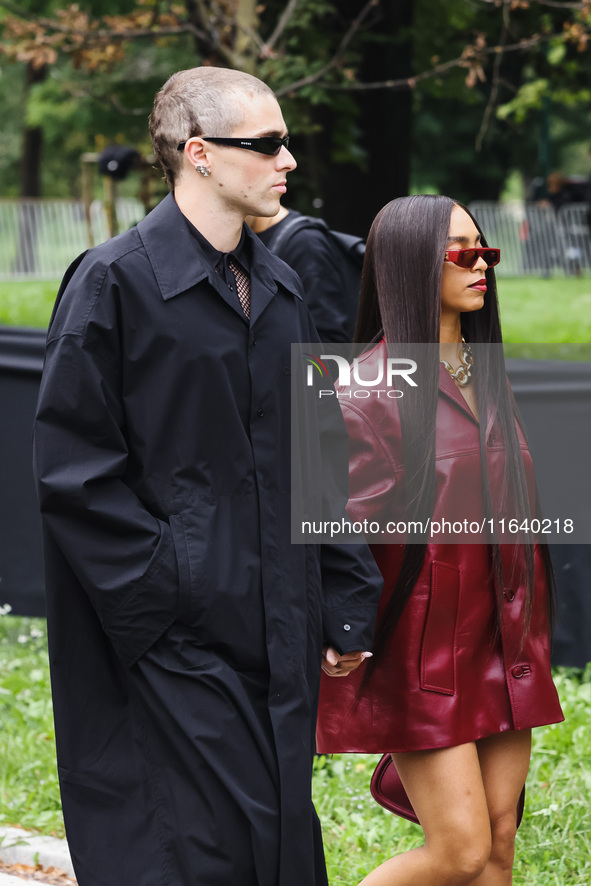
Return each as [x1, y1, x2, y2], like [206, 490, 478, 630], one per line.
[257, 407, 265, 417]
[504, 589, 515, 602]
[512, 666, 524, 678]
[343, 624, 351, 631]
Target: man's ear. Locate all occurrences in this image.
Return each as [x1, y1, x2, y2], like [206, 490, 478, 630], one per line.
[185, 137, 210, 171]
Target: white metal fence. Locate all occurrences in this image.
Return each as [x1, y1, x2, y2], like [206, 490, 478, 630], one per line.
[0, 198, 145, 281]
[0, 198, 590, 281]
[469, 201, 591, 277]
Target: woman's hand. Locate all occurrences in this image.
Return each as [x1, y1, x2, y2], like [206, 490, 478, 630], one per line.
[321, 645, 373, 677]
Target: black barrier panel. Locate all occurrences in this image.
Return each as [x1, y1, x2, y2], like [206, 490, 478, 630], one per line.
[505, 357, 591, 669]
[550, 544, 591, 669]
[0, 327, 46, 616]
[0, 325, 589, 666]
[505, 356, 591, 544]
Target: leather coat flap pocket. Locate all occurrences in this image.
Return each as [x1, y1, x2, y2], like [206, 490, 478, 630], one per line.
[420, 561, 460, 695]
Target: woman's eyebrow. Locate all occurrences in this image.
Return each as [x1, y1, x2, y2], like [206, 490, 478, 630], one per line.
[447, 233, 482, 244]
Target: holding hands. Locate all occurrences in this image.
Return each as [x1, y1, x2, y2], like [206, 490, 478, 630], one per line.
[321, 646, 373, 677]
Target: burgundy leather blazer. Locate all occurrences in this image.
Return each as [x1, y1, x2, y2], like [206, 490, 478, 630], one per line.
[317, 341, 563, 753]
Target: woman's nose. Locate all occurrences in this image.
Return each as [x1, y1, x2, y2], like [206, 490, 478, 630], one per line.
[474, 254, 488, 273]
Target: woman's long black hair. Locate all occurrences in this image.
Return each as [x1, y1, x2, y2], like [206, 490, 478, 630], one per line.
[355, 195, 555, 676]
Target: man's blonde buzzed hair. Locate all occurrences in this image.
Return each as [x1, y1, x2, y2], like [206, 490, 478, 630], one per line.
[149, 66, 276, 188]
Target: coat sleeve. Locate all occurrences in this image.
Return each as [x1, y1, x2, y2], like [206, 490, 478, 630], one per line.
[33, 270, 179, 668]
[319, 400, 397, 654]
[318, 398, 403, 653]
[320, 541, 382, 655]
[291, 301, 382, 653]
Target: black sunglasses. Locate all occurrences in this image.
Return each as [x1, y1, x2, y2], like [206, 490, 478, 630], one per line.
[176, 136, 290, 156]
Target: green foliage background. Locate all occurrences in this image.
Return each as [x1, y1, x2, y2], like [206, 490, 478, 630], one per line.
[1, 0, 591, 205]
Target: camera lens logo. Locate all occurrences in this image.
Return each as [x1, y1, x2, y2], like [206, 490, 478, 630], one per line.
[303, 354, 330, 385]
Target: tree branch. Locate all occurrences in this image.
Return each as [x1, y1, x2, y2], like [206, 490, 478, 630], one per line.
[0, 0, 33, 16]
[109, 93, 150, 116]
[479, 0, 586, 9]
[475, 0, 511, 151]
[262, 0, 303, 57]
[192, 0, 218, 47]
[2, 0, 584, 104]
[0, 2, 209, 43]
[233, 0, 262, 72]
[306, 30, 567, 94]
[274, 0, 380, 97]
[531, 0, 586, 6]
[182, 0, 236, 66]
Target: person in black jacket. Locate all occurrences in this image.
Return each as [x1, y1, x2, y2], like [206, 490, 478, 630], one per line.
[33, 66, 381, 886]
[248, 205, 359, 342]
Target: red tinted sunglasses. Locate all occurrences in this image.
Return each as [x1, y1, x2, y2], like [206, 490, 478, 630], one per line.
[444, 247, 501, 269]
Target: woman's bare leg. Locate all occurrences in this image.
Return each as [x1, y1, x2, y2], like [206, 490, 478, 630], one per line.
[357, 742, 492, 886]
[470, 729, 532, 886]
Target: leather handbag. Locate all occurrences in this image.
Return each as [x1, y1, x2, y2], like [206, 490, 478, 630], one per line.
[370, 753, 526, 827]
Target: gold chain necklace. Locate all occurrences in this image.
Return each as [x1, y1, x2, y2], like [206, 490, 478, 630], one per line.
[441, 338, 473, 386]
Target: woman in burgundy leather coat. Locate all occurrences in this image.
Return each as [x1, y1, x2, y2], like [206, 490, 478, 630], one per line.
[316, 196, 563, 886]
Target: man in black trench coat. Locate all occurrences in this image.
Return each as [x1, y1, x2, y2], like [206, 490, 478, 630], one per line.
[33, 67, 382, 886]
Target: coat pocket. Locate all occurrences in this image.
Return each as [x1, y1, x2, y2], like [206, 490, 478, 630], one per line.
[167, 495, 262, 644]
[169, 513, 192, 623]
[420, 561, 461, 695]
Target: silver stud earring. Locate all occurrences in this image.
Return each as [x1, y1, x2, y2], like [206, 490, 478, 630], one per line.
[196, 165, 211, 177]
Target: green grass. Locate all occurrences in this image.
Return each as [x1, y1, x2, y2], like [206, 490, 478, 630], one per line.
[1, 613, 590, 884]
[0, 613, 63, 837]
[498, 277, 591, 344]
[0, 281, 59, 328]
[0, 277, 590, 344]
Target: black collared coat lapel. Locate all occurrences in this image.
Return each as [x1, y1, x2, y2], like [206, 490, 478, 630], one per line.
[137, 192, 303, 326]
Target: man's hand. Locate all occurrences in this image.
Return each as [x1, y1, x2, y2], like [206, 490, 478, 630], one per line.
[321, 645, 373, 677]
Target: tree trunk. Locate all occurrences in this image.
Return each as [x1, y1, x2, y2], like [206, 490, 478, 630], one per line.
[317, 0, 414, 238]
[13, 63, 48, 274]
[234, 0, 260, 74]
